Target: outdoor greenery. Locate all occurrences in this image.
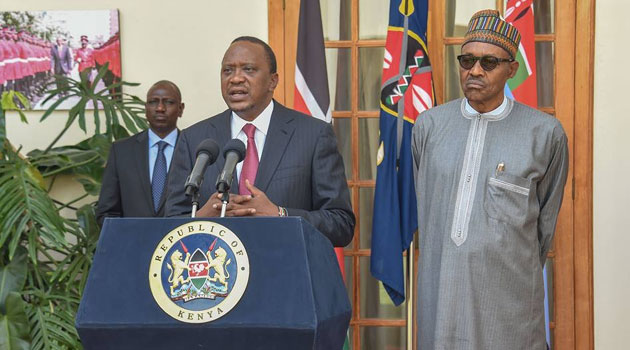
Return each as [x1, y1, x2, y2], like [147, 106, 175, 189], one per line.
[0, 66, 147, 350]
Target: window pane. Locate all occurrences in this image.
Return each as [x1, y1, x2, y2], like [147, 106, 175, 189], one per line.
[359, 118, 379, 180]
[359, 187, 374, 249]
[445, 45, 465, 102]
[445, 0, 496, 37]
[321, 0, 351, 41]
[534, 0, 554, 34]
[344, 256, 354, 310]
[333, 117, 352, 180]
[359, 0, 388, 40]
[360, 326, 406, 350]
[360, 257, 406, 319]
[359, 47, 385, 111]
[327, 48, 351, 111]
[535, 41, 554, 108]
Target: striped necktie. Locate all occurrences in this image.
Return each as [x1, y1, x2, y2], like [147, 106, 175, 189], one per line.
[239, 124, 259, 195]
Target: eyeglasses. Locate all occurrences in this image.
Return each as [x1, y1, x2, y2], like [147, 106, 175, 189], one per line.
[456, 54, 514, 71]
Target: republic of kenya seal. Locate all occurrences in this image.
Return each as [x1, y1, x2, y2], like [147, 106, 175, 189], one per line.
[149, 221, 249, 323]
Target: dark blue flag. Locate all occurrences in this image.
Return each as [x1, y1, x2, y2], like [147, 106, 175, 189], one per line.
[370, 0, 434, 306]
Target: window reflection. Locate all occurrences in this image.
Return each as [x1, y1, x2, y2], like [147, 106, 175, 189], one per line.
[445, 0, 496, 36]
[359, 187, 375, 249]
[327, 48, 351, 111]
[332, 117, 352, 180]
[359, 119, 379, 181]
[359, 47, 385, 111]
[536, 42, 554, 108]
[321, 0, 351, 41]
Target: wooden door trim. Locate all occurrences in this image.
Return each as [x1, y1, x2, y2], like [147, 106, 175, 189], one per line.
[554, 0, 577, 347]
[574, 0, 595, 349]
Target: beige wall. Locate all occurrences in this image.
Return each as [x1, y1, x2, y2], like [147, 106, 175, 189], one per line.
[4, 0, 629, 347]
[594, 1, 630, 348]
[4, 0, 268, 152]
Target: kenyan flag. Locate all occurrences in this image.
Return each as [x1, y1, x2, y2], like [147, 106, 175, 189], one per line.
[505, 0, 537, 108]
[188, 248, 209, 290]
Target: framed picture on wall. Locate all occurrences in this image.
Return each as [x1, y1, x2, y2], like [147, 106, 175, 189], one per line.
[0, 9, 121, 110]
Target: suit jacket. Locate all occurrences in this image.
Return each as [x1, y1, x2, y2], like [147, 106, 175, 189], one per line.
[165, 101, 355, 247]
[50, 44, 72, 74]
[96, 130, 173, 226]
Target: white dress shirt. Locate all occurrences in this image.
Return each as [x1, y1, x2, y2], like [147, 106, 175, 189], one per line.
[230, 100, 274, 181]
[148, 128, 178, 182]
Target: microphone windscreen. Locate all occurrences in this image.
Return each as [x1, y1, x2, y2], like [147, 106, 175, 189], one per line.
[223, 138, 246, 161]
[195, 139, 220, 163]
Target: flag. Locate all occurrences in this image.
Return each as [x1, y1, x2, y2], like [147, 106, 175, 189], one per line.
[294, 2, 349, 347]
[505, 1, 550, 346]
[504, 0, 537, 108]
[294, 0, 332, 123]
[371, 0, 434, 306]
[294, 0, 344, 274]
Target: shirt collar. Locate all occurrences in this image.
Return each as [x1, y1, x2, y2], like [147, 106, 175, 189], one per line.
[231, 100, 274, 136]
[148, 128, 178, 148]
[464, 96, 508, 116]
[462, 96, 512, 121]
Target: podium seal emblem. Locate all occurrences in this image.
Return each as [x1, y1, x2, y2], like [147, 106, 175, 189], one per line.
[149, 221, 249, 323]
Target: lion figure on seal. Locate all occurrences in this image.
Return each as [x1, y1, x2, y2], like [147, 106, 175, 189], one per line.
[167, 249, 191, 295]
[206, 247, 231, 288]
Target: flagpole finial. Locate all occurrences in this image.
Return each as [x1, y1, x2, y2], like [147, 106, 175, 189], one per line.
[398, 0, 415, 16]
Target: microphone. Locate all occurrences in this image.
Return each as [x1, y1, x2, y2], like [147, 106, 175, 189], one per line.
[184, 139, 220, 197]
[215, 138, 246, 194]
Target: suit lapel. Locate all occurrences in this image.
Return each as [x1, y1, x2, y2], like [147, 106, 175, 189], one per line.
[208, 111, 238, 194]
[134, 131, 154, 212]
[255, 103, 296, 192]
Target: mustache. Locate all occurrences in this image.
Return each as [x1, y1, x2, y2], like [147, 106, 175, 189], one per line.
[465, 78, 485, 86]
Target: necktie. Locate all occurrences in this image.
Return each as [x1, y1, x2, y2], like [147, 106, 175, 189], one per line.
[239, 124, 259, 195]
[152, 141, 168, 212]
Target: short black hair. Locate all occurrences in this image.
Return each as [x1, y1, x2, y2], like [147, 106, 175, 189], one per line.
[149, 80, 182, 101]
[231, 36, 277, 74]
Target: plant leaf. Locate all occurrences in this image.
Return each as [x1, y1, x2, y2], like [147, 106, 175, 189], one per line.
[0, 292, 31, 350]
[25, 290, 81, 350]
[0, 247, 27, 313]
[0, 149, 67, 258]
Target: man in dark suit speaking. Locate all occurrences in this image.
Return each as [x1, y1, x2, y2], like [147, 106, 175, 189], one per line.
[96, 80, 184, 226]
[165, 37, 354, 247]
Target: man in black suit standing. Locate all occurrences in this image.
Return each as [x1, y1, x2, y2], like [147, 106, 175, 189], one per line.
[96, 80, 184, 226]
[50, 37, 73, 94]
[165, 37, 354, 247]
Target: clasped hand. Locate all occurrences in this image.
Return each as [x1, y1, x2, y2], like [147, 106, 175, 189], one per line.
[196, 179, 279, 217]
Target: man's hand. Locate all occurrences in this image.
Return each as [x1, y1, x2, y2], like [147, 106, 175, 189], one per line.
[196, 181, 279, 217]
[196, 192, 225, 217]
[237, 180, 279, 216]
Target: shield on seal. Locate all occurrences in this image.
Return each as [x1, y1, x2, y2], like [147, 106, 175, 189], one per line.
[188, 248, 209, 290]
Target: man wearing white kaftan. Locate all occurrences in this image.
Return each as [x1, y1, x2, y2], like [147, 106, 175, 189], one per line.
[412, 10, 569, 349]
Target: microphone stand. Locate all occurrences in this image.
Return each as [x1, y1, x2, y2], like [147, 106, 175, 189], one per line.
[217, 183, 230, 218]
[186, 185, 200, 218]
[190, 189, 200, 218]
[220, 191, 229, 218]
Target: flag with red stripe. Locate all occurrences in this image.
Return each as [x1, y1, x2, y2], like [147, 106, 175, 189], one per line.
[294, 0, 345, 278]
[504, 0, 537, 107]
[294, 1, 348, 347]
[294, 0, 332, 123]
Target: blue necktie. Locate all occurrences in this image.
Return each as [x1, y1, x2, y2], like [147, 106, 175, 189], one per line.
[152, 141, 168, 212]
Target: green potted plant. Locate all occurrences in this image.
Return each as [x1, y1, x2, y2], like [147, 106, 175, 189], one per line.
[0, 66, 146, 350]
